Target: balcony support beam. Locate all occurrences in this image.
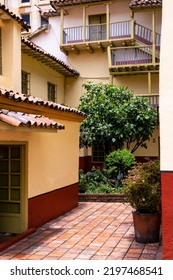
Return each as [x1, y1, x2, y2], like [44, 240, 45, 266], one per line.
[86, 43, 94, 53]
[83, 6, 86, 41]
[148, 72, 152, 95]
[106, 3, 110, 40]
[71, 45, 80, 54]
[152, 10, 156, 64]
[131, 11, 135, 40]
[60, 8, 64, 45]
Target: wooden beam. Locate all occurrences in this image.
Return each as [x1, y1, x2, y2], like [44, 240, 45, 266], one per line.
[86, 43, 94, 53]
[71, 45, 80, 54]
[98, 42, 104, 52]
[106, 3, 110, 41]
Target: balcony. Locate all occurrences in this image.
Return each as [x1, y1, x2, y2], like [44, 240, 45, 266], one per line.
[141, 94, 159, 108]
[61, 20, 132, 53]
[60, 21, 160, 54]
[109, 45, 160, 75]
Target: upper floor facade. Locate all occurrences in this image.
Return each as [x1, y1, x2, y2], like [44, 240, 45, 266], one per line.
[51, 0, 162, 75]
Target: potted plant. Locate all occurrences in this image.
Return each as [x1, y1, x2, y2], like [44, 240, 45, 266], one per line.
[123, 159, 161, 243]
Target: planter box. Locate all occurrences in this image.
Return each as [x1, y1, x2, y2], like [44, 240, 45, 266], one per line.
[78, 193, 125, 202]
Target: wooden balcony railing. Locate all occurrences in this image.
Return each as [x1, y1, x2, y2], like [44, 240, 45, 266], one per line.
[63, 20, 131, 43]
[135, 23, 161, 46]
[110, 45, 160, 67]
[141, 94, 159, 108]
[62, 20, 160, 47]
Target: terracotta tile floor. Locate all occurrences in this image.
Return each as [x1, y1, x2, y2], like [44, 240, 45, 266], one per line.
[0, 202, 162, 260]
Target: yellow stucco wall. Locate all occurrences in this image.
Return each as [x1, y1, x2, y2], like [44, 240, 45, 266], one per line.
[0, 19, 21, 92]
[133, 128, 159, 157]
[22, 53, 65, 104]
[0, 120, 80, 198]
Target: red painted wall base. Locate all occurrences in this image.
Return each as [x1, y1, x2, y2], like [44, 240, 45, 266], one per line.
[161, 172, 173, 260]
[28, 183, 79, 229]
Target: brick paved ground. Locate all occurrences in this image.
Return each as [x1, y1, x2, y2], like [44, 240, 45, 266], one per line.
[0, 202, 162, 260]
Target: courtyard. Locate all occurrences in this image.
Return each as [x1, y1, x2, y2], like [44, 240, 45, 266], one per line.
[0, 202, 162, 260]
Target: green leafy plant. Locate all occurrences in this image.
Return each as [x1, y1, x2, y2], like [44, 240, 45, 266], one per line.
[79, 167, 117, 194]
[123, 159, 161, 213]
[78, 82, 158, 155]
[104, 149, 136, 181]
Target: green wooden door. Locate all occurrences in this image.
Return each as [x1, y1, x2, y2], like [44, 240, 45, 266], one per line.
[0, 145, 27, 233]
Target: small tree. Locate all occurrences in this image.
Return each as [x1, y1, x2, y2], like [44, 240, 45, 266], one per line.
[104, 149, 136, 180]
[78, 82, 158, 155]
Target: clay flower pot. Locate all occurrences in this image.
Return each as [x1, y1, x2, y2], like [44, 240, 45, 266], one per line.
[132, 211, 161, 243]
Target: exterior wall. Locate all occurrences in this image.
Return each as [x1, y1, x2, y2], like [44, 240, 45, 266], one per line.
[160, 0, 173, 260]
[22, 53, 65, 103]
[28, 120, 80, 198]
[31, 16, 68, 62]
[0, 120, 80, 198]
[0, 20, 21, 92]
[134, 10, 162, 34]
[28, 183, 78, 228]
[133, 128, 159, 158]
[0, 119, 80, 229]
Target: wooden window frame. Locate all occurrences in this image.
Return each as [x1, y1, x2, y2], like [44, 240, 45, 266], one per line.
[47, 82, 57, 102]
[22, 71, 30, 96]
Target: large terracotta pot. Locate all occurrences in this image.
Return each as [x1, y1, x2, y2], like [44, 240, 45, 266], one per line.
[132, 211, 161, 243]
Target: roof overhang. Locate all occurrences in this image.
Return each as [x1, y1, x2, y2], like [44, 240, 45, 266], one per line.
[0, 4, 30, 31]
[0, 90, 86, 123]
[21, 38, 80, 77]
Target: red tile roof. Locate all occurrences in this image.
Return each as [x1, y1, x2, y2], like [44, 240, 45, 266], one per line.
[0, 109, 64, 130]
[50, 0, 104, 8]
[0, 89, 86, 117]
[130, 0, 162, 8]
[0, 4, 30, 31]
[50, 0, 162, 9]
[42, 9, 60, 18]
[21, 38, 80, 77]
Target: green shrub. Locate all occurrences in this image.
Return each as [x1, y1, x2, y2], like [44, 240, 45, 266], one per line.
[104, 149, 136, 186]
[123, 159, 161, 213]
[79, 167, 108, 193]
[79, 167, 117, 194]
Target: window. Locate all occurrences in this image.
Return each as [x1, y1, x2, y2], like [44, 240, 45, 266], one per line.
[0, 29, 2, 75]
[21, 0, 30, 3]
[41, 16, 48, 26]
[92, 145, 105, 163]
[22, 71, 30, 96]
[21, 14, 30, 25]
[48, 82, 57, 102]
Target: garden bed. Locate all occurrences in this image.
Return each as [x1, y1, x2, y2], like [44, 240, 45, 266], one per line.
[78, 193, 125, 202]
